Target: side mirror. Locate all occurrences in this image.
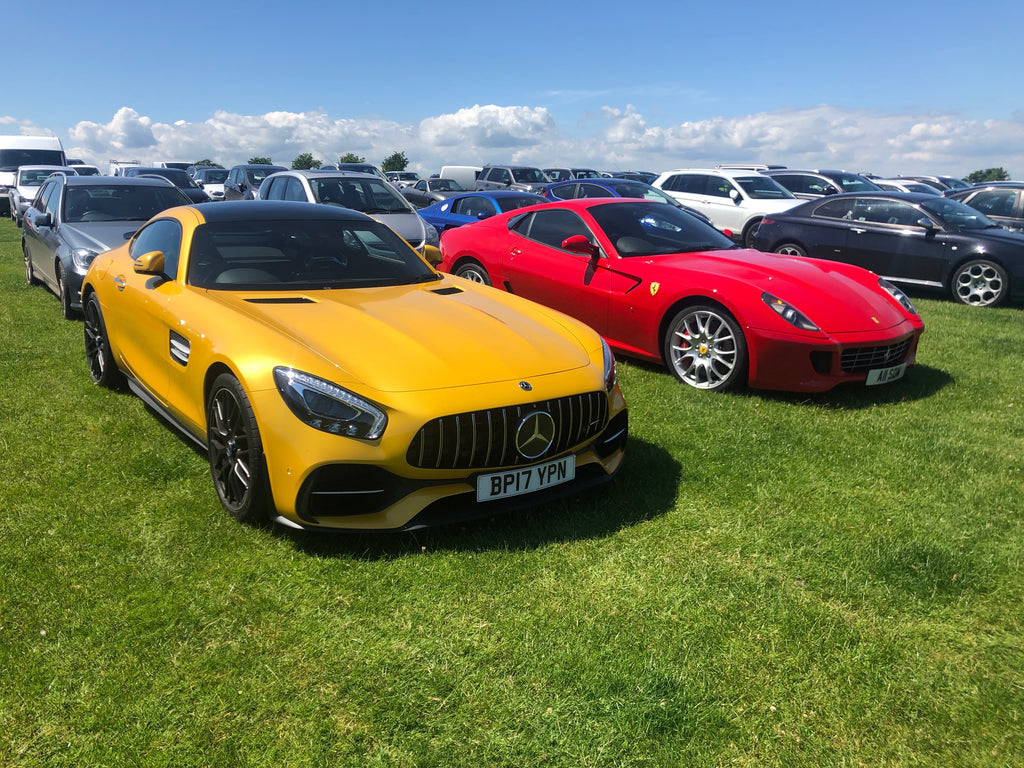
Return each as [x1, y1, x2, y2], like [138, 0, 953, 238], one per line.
[916, 217, 936, 231]
[133, 250, 166, 276]
[729, 188, 741, 203]
[36, 212, 53, 228]
[561, 234, 600, 258]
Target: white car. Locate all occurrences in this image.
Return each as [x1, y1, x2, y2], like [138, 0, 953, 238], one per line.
[8, 165, 78, 226]
[193, 167, 229, 201]
[258, 170, 440, 254]
[653, 168, 801, 247]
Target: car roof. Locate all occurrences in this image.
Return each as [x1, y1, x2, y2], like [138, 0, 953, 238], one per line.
[659, 168, 761, 179]
[62, 175, 179, 188]
[193, 200, 378, 224]
[271, 170, 382, 180]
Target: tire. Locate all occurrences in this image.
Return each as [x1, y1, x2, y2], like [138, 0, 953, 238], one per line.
[23, 242, 38, 286]
[56, 261, 76, 319]
[663, 304, 748, 391]
[206, 373, 273, 524]
[83, 293, 124, 389]
[951, 259, 1008, 307]
[454, 259, 492, 285]
[775, 242, 806, 258]
[742, 218, 763, 248]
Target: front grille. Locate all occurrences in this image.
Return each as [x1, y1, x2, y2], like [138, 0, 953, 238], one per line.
[840, 338, 912, 372]
[407, 392, 609, 470]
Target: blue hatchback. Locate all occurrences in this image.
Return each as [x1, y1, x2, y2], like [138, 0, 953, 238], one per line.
[418, 190, 546, 232]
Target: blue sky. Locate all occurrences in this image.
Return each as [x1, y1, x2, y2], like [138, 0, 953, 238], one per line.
[4, 0, 1022, 177]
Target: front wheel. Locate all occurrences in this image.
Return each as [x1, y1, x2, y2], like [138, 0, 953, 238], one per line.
[24, 242, 38, 285]
[454, 259, 492, 285]
[664, 305, 748, 391]
[83, 293, 124, 388]
[951, 259, 1007, 307]
[56, 261, 76, 319]
[207, 374, 273, 524]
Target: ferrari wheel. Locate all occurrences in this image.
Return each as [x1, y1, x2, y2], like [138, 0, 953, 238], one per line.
[83, 293, 124, 388]
[56, 261, 76, 319]
[454, 260, 492, 285]
[664, 305, 747, 391]
[775, 243, 806, 258]
[951, 259, 1007, 307]
[207, 373, 272, 524]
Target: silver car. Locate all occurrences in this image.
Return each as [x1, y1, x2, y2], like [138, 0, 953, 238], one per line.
[22, 175, 190, 318]
[259, 170, 440, 253]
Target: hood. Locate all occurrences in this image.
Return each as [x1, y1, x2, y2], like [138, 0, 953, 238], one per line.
[959, 225, 1024, 246]
[62, 221, 141, 253]
[658, 248, 912, 333]
[371, 210, 428, 243]
[213, 280, 594, 393]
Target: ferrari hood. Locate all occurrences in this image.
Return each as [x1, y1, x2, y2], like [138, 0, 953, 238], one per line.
[214, 279, 595, 392]
[659, 248, 913, 333]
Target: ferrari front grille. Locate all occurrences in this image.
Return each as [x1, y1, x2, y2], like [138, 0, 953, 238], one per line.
[407, 392, 609, 470]
[840, 338, 912, 372]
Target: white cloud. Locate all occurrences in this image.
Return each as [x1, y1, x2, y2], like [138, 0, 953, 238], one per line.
[43, 103, 1024, 178]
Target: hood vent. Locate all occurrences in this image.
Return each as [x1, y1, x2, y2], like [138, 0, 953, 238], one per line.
[245, 297, 316, 304]
[431, 286, 464, 296]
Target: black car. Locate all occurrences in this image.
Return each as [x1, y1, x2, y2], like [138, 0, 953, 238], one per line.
[944, 183, 1024, 234]
[761, 169, 881, 199]
[752, 192, 1024, 307]
[121, 166, 211, 204]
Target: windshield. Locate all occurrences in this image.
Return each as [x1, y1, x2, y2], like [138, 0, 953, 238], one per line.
[187, 219, 437, 290]
[18, 168, 67, 186]
[589, 201, 737, 257]
[511, 168, 549, 184]
[734, 175, 794, 199]
[830, 172, 880, 193]
[247, 167, 286, 185]
[146, 168, 198, 188]
[198, 169, 229, 183]
[63, 184, 189, 223]
[429, 179, 463, 192]
[312, 177, 411, 213]
[0, 149, 65, 171]
[920, 197, 999, 230]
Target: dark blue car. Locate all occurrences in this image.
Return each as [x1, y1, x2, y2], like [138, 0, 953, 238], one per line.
[418, 190, 545, 232]
[543, 178, 714, 226]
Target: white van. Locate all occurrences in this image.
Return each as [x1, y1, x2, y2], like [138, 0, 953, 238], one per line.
[438, 165, 482, 192]
[0, 135, 66, 214]
[109, 160, 141, 176]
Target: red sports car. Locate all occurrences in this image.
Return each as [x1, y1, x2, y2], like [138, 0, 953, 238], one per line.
[439, 199, 924, 392]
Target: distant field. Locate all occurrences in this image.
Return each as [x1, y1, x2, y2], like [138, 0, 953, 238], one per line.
[1, 217, 1022, 767]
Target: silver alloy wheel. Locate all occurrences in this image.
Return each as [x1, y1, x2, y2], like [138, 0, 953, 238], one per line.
[776, 243, 806, 258]
[952, 259, 1006, 306]
[665, 306, 746, 390]
[455, 261, 491, 285]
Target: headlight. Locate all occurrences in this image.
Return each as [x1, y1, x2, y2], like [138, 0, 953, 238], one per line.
[878, 278, 917, 315]
[423, 222, 440, 248]
[72, 248, 99, 269]
[273, 367, 387, 440]
[602, 338, 617, 392]
[762, 292, 819, 332]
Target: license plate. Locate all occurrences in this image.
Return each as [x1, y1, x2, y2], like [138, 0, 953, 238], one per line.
[476, 456, 575, 502]
[865, 362, 907, 386]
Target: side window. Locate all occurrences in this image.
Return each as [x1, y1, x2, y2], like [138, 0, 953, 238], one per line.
[43, 182, 62, 216]
[519, 209, 594, 250]
[813, 198, 857, 220]
[578, 183, 613, 199]
[968, 189, 1017, 218]
[263, 178, 282, 200]
[35, 180, 57, 212]
[453, 196, 490, 218]
[493, 168, 511, 185]
[853, 199, 920, 226]
[284, 178, 307, 202]
[415, 180, 427, 191]
[707, 176, 734, 198]
[130, 219, 183, 279]
[550, 184, 576, 200]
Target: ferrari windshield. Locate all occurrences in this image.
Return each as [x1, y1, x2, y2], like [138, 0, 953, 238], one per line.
[589, 201, 737, 256]
[188, 218, 438, 290]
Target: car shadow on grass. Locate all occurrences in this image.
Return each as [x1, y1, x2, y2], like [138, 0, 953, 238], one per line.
[279, 436, 681, 559]
[747, 363, 953, 409]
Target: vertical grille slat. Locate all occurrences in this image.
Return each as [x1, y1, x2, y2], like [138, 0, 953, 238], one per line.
[407, 391, 609, 470]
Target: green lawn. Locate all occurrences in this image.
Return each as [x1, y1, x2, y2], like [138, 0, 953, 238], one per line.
[1, 217, 1022, 766]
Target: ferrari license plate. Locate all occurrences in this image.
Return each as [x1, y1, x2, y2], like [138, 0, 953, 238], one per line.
[865, 363, 907, 386]
[476, 457, 575, 502]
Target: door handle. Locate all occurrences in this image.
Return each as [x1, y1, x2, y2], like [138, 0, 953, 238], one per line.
[113, 276, 126, 291]
[850, 227, 866, 234]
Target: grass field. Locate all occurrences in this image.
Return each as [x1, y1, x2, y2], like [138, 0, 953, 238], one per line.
[1, 216, 1022, 767]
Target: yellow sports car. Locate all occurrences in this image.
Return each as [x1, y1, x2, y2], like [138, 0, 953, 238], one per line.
[82, 201, 627, 531]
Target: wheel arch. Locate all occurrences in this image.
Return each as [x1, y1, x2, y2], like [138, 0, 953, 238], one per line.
[657, 294, 747, 366]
